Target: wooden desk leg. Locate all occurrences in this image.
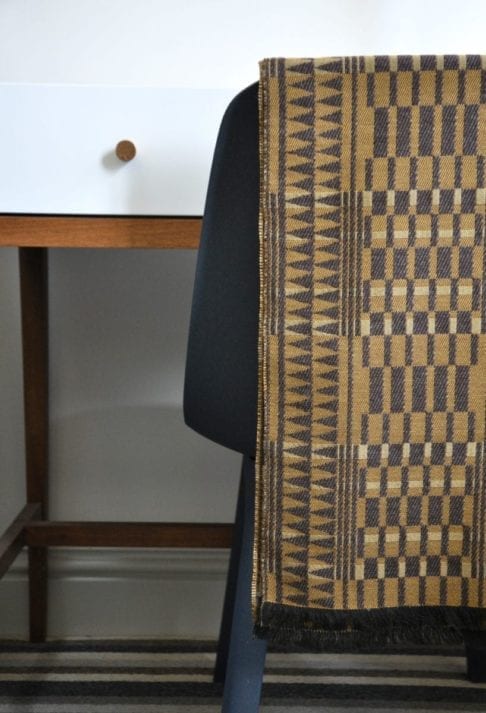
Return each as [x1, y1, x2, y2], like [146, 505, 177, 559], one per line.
[19, 248, 49, 643]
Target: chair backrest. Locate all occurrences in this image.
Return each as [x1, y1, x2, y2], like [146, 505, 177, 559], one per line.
[183, 82, 259, 456]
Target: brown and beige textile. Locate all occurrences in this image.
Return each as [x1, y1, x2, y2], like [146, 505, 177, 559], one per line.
[254, 56, 486, 643]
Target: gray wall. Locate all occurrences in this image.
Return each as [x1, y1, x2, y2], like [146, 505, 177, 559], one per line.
[1, 248, 241, 527]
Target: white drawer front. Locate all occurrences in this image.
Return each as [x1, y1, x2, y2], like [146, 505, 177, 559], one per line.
[0, 85, 235, 215]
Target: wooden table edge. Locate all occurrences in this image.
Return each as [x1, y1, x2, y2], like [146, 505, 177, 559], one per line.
[0, 215, 202, 249]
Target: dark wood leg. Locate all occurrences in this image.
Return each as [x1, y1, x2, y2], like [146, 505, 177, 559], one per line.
[19, 248, 49, 643]
[464, 630, 486, 683]
[28, 547, 48, 642]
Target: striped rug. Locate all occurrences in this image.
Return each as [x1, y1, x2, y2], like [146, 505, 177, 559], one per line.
[0, 640, 485, 711]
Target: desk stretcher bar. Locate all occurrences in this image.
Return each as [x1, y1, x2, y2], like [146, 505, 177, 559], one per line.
[25, 521, 233, 549]
[0, 504, 42, 578]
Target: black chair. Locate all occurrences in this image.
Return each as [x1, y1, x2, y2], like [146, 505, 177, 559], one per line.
[183, 82, 486, 713]
[184, 81, 266, 713]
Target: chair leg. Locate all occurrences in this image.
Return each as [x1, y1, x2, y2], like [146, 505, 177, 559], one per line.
[214, 464, 245, 683]
[464, 630, 486, 682]
[221, 455, 267, 713]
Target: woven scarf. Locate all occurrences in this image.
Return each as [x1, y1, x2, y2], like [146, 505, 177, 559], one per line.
[254, 55, 486, 645]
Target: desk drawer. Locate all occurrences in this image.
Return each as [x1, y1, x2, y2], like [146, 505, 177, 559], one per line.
[0, 85, 235, 215]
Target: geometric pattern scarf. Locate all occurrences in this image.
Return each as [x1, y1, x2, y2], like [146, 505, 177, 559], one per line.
[254, 56, 486, 644]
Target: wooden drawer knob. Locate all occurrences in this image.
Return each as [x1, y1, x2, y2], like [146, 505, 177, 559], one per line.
[115, 140, 136, 162]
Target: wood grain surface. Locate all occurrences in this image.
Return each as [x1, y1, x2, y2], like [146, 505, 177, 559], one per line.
[25, 522, 233, 549]
[0, 215, 202, 249]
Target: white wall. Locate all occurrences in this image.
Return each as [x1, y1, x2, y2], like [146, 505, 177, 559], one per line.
[1, 0, 486, 88]
[1, 0, 486, 639]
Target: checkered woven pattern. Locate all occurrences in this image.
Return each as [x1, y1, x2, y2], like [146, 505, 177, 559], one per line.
[255, 56, 486, 636]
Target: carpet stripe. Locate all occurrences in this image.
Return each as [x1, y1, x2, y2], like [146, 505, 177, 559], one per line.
[0, 640, 464, 655]
[0, 640, 484, 711]
[0, 666, 466, 679]
[0, 707, 476, 713]
[0, 672, 481, 687]
[0, 651, 465, 669]
[0, 707, 483, 713]
[0, 682, 485, 703]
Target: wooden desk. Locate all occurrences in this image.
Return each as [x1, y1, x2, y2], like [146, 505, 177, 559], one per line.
[0, 214, 233, 642]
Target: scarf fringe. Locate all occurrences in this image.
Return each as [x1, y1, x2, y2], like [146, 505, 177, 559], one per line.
[255, 602, 486, 649]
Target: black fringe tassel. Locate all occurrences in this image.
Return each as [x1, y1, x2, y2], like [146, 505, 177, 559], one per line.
[255, 602, 486, 650]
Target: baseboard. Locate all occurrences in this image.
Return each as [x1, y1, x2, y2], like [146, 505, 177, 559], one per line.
[0, 548, 229, 640]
